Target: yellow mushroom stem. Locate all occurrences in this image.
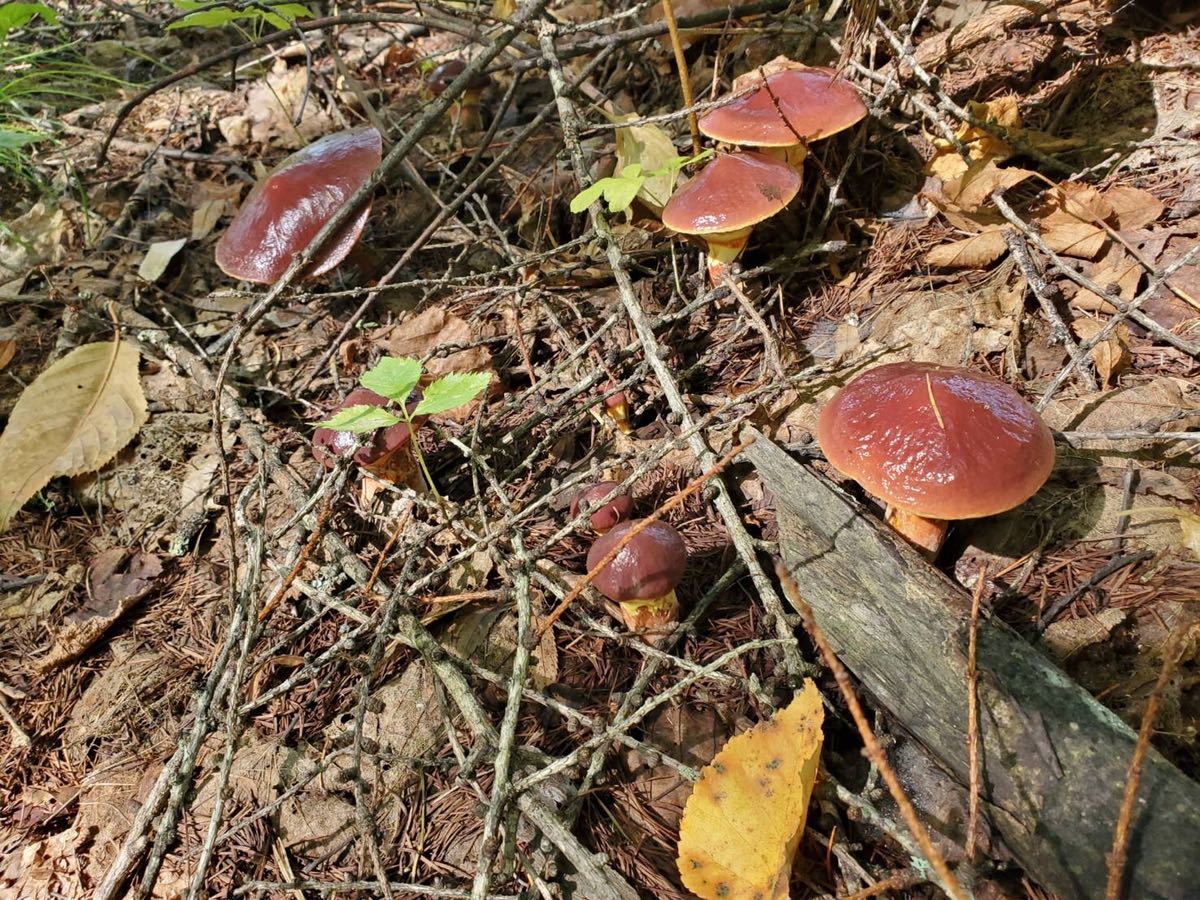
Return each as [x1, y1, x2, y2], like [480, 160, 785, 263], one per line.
[702, 227, 752, 285]
[759, 143, 809, 172]
[449, 93, 483, 132]
[618, 589, 680, 633]
[604, 399, 633, 435]
[885, 506, 949, 559]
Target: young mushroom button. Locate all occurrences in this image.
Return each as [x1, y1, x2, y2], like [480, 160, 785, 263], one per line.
[816, 362, 1055, 558]
[570, 482, 633, 534]
[587, 519, 687, 633]
[425, 59, 492, 132]
[661, 151, 801, 285]
[215, 126, 383, 284]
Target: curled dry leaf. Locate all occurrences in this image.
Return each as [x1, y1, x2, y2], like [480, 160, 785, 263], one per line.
[0, 341, 148, 532]
[677, 679, 823, 900]
[1072, 318, 1131, 387]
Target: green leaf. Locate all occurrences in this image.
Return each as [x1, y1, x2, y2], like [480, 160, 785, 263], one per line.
[167, 0, 312, 30]
[0, 128, 44, 150]
[0, 2, 58, 39]
[570, 181, 606, 214]
[414, 372, 491, 416]
[261, 2, 313, 28]
[166, 6, 241, 29]
[612, 114, 681, 213]
[603, 176, 643, 214]
[360, 356, 422, 405]
[316, 404, 400, 434]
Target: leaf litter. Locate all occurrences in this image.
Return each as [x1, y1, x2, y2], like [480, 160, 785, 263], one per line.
[2, 4, 1199, 900]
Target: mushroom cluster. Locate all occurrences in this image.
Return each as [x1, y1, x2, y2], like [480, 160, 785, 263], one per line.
[216, 126, 383, 284]
[816, 362, 1055, 557]
[570, 481, 688, 634]
[661, 58, 865, 283]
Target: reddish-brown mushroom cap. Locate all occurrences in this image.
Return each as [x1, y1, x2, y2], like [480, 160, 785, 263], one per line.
[816, 362, 1055, 522]
[571, 482, 634, 533]
[426, 59, 492, 95]
[215, 126, 383, 284]
[587, 520, 687, 602]
[313, 388, 424, 486]
[661, 151, 801, 236]
[699, 66, 867, 147]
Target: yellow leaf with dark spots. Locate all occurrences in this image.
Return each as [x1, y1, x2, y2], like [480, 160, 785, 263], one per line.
[677, 679, 823, 900]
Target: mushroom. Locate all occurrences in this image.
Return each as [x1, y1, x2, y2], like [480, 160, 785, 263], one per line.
[661, 151, 801, 284]
[570, 482, 634, 534]
[816, 362, 1055, 558]
[313, 388, 425, 489]
[699, 63, 866, 168]
[601, 381, 633, 434]
[216, 126, 383, 284]
[587, 519, 687, 632]
[425, 58, 492, 132]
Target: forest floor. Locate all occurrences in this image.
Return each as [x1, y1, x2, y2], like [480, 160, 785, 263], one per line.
[1, 0, 1199, 897]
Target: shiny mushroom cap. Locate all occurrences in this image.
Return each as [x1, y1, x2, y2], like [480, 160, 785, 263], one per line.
[215, 126, 382, 284]
[587, 520, 687, 602]
[571, 482, 634, 533]
[313, 387, 420, 471]
[426, 59, 491, 95]
[699, 66, 867, 147]
[816, 362, 1055, 521]
[661, 152, 801, 236]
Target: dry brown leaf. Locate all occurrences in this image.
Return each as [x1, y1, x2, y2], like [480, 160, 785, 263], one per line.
[1104, 185, 1164, 230]
[677, 679, 823, 900]
[381, 307, 497, 421]
[1042, 221, 1107, 259]
[1072, 318, 1131, 387]
[1122, 507, 1200, 560]
[942, 160, 1034, 213]
[612, 111, 680, 214]
[37, 550, 163, 671]
[0, 341, 148, 532]
[1073, 251, 1142, 312]
[926, 228, 1008, 268]
[0, 339, 16, 372]
[1040, 182, 1114, 228]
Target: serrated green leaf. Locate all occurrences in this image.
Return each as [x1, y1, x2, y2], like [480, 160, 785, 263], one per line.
[0, 1, 58, 39]
[360, 356, 422, 404]
[570, 181, 606, 214]
[414, 372, 491, 416]
[316, 405, 400, 434]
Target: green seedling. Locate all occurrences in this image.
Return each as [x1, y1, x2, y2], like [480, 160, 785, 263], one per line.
[316, 356, 491, 497]
[570, 149, 712, 215]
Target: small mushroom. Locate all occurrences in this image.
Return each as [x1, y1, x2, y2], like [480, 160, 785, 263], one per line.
[699, 63, 866, 168]
[570, 482, 634, 534]
[816, 362, 1055, 558]
[601, 381, 633, 434]
[313, 388, 425, 489]
[661, 151, 801, 284]
[587, 519, 687, 632]
[216, 126, 383, 284]
[425, 58, 492, 132]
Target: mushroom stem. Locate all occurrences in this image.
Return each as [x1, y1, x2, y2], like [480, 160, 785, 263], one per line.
[703, 227, 752, 285]
[618, 589, 680, 633]
[450, 92, 483, 131]
[885, 506, 949, 559]
[759, 143, 809, 172]
[605, 398, 633, 434]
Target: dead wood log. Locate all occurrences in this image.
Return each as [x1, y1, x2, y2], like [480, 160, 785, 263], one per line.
[745, 432, 1200, 900]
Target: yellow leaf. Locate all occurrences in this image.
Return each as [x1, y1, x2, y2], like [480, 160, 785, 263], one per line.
[928, 96, 1023, 181]
[677, 680, 823, 900]
[926, 228, 1008, 268]
[1072, 318, 1131, 387]
[0, 341, 147, 532]
[492, 0, 515, 18]
[612, 112, 681, 214]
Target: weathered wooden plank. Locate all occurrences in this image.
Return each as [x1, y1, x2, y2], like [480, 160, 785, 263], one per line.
[746, 432, 1200, 900]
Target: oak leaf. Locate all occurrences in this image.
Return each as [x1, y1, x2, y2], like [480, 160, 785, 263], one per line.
[677, 679, 824, 900]
[0, 341, 148, 532]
